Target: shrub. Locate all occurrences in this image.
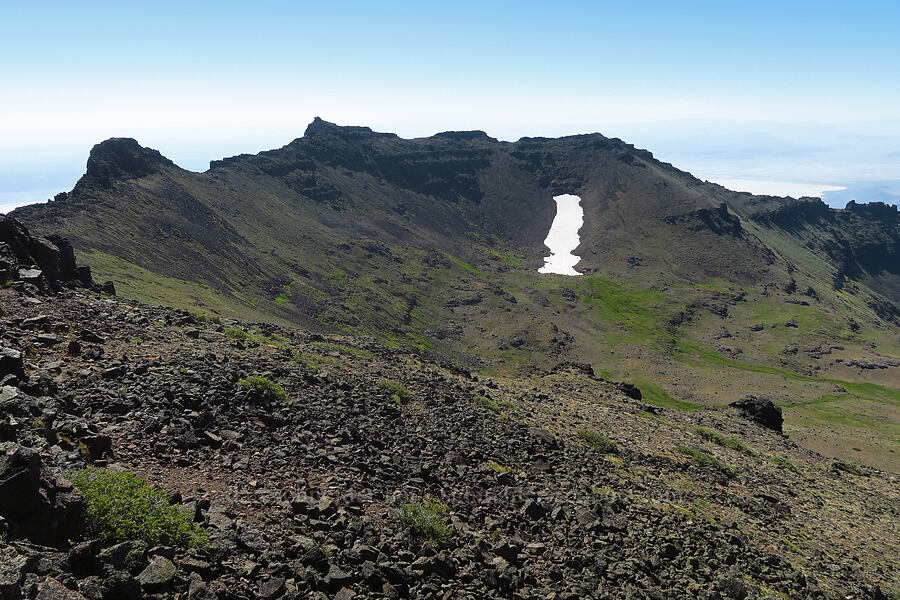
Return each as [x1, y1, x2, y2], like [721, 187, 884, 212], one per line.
[770, 454, 799, 473]
[71, 468, 207, 547]
[675, 446, 734, 475]
[486, 460, 513, 474]
[577, 429, 618, 453]
[225, 327, 250, 340]
[377, 378, 411, 403]
[190, 311, 222, 325]
[693, 427, 756, 456]
[294, 351, 338, 371]
[396, 497, 453, 544]
[237, 375, 289, 403]
[474, 395, 502, 415]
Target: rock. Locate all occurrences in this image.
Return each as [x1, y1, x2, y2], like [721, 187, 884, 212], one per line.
[0, 442, 85, 544]
[136, 556, 176, 592]
[0, 349, 25, 380]
[410, 553, 457, 578]
[729, 396, 783, 432]
[0, 547, 28, 600]
[616, 382, 643, 400]
[257, 576, 285, 600]
[521, 499, 547, 520]
[324, 565, 357, 591]
[97, 540, 146, 573]
[35, 578, 89, 600]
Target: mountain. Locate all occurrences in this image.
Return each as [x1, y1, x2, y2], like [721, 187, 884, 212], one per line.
[9, 119, 900, 470]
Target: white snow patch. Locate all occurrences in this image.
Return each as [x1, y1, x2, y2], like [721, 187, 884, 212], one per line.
[538, 194, 583, 276]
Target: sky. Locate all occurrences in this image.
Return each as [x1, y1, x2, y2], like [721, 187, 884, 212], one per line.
[2, 0, 899, 211]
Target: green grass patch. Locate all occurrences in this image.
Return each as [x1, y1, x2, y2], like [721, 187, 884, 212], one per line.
[190, 311, 222, 325]
[225, 327, 251, 340]
[396, 497, 453, 544]
[675, 446, 734, 475]
[577, 429, 618, 453]
[294, 351, 338, 371]
[377, 378, 412, 403]
[237, 375, 289, 403]
[487, 249, 523, 267]
[635, 379, 704, 411]
[693, 427, 756, 456]
[474, 395, 503, 415]
[71, 468, 208, 547]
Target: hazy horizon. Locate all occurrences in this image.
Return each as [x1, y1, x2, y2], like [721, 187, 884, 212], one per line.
[3, 1, 898, 211]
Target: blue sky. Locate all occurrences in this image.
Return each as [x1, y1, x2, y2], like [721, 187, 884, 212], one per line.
[2, 1, 899, 210]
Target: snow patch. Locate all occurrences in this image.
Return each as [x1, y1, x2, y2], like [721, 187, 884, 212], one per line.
[538, 194, 583, 276]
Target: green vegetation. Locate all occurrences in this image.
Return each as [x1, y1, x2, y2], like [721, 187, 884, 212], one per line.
[237, 375, 289, 403]
[473, 395, 505, 415]
[190, 311, 222, 324]
[832, 459, 864, 476]
[577, 429, 618, 453]
[225, 327, 251, 340]
[71, 468, 208, 547]
[636, 379, 704, 411]
[578, 276, 670, 346]
[693, 427, 756, 456]
[675, 446, 734, 475]
[377, 378, 412, 403]
[770, 454, 800, 473]
[294, 351, 338, 371]
[485, 460, 513, 474]
[396, 497, 453, 544]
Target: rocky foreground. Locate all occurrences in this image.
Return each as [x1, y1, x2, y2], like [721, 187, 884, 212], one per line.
[0, 221, 897, 599]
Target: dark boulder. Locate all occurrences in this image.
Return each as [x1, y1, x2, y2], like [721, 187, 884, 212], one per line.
[729, 396, 783, 433]
[0, 442, 86, 545]
[0, 216, 95, 289]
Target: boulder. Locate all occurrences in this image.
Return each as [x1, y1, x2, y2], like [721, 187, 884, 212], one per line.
[729, 396, 783, 433]
[0, 443, 86, 545]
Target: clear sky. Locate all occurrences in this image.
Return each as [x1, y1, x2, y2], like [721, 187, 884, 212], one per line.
[2, 0, 899, 209]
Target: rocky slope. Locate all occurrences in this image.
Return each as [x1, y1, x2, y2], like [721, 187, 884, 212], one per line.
[0, 224, 896, 599]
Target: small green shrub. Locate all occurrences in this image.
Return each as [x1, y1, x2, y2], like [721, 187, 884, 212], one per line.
[577, 429, 618, 453]
[71, 468, 207, 547]
[770, 454, 799, 473]
[675, 446, 734, 475]
[693, 427, 756, 456]
[190, 311, 222, 325]
[485, 460, 513, 474]
[377, 378, 411, 403]
[225, 327, 250, 340]
[474, 395, 502, 415]
[396, 497, 453, 544]
[294, 351, 338, 371]
[237, 375, 289, 403]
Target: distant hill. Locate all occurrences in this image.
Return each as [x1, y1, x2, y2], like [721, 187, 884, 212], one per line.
[11, 118, 899, 469]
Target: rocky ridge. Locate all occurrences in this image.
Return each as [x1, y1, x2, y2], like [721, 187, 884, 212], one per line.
[0, 238, 897, 598]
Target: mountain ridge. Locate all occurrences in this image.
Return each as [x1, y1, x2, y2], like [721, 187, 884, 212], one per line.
[8, 119, 899, 470]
